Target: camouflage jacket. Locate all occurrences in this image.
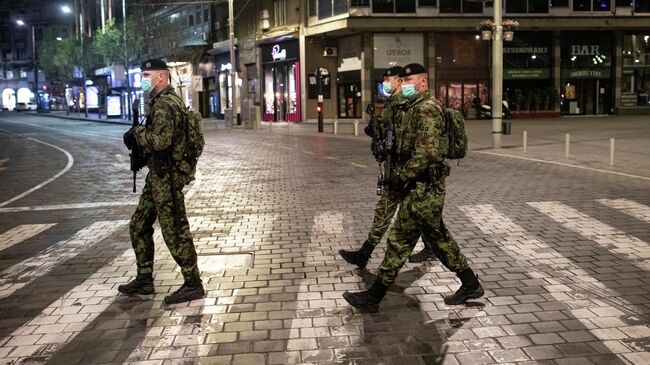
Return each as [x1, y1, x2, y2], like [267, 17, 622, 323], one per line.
[379, 94, 407, 138]
[134, 86, 189, 169]
[393, 90, 447, 184]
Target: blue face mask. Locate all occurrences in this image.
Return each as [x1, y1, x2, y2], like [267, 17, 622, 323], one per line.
[382, 82, 394, 95]
[141, 77, 154, 94]
[401, 84, 417, 99]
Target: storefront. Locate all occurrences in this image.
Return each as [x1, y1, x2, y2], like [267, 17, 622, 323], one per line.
[621, 32, 650, 111]
[261, 40, 301, 122]
[435, 32, 489, 118]
[337, 35, 363, 119]
[561, 32, 613, 115]
[211, 52, 241, 119]
[373, 33, 425, 102]
[503, 32, 554, 113]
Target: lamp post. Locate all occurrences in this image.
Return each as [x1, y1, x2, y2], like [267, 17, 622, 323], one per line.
[16, 20, 38, 106]
[491, 0, 503, 149]
[122, 0, 132, 120]
[228, 0, 236, 129]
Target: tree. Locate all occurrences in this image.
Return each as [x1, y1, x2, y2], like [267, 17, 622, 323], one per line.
[92, 18, 145, 67]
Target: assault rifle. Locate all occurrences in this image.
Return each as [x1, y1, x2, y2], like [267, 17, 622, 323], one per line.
[128, 99, 144, 193]
[364, 104, 394, 195]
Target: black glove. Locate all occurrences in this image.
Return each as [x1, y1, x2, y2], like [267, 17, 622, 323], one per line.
[386, 175, 404, 192]
[123, 128, 136, 150]
[364, 124, 373, 137]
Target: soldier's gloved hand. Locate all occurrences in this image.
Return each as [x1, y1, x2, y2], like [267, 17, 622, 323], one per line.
[123, 128, 136, 150]
[364, 123, 373, 137]
[387, 175, 405, 192]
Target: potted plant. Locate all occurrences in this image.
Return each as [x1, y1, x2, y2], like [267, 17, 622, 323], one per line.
[502, 19, 519, 41]
[477, 20, 494, 41]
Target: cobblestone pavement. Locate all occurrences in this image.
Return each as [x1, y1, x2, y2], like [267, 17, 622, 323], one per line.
[0, 111, 649, 365]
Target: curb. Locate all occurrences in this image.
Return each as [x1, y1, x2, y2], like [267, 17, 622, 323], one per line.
[26, 112, 131, 125]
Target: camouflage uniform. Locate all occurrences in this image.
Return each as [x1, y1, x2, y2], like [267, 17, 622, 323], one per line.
[377, 90, 470, 286]
[130, 85, 200, 282]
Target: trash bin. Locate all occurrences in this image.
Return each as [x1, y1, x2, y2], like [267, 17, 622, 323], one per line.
[502, 121, 512, 136]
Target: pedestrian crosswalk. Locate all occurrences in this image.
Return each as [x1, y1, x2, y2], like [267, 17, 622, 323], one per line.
[0, 223, 56, 252]
[0, 220, 128, 300]
[0, 198, 649, 363]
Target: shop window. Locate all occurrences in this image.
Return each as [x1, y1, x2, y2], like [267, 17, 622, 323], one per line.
[637, 0, 650, 12]
[529, 0, 550, 12]
[551, 0, 569, 6]
[622, 34, 650, 107]
[615, 0, 632, 6]
[419, 0, 436, 6]
[506, 0, 528, 12]
[351, 0, 370, 6]
[439, 0, 462, 12]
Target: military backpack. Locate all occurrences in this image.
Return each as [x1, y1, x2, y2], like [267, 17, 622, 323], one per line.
[441, 108, 468, 160]
[165, 94, 205, 167]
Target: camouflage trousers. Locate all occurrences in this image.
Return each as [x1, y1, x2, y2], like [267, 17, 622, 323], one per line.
[366, 190, 435, 251]
[377, 178, 470, 286]
[129, 170, 200, 282]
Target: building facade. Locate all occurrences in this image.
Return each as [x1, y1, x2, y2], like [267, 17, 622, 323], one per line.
[0, 1, 74, 111]
[299, 0, 650, 120]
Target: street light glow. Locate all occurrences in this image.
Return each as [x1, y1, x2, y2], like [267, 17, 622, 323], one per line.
[56, 37, 63, 41]
[61, 5, 72, 14]
[16, 19, 25, 26]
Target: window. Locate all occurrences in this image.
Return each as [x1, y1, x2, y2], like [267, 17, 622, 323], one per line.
[203, 8, 209, 22]
[14, 32, 26, 42]
[419, 0, 437, 6]
[309, 0, 317, 16]
[439, 0, 482, 13]
[573, 0, 611, 11]
[318, 0, 349, 18]
[351, 0, 370, 5]
[373, 0, 416, 13]
[1, 28, 10, 42]
[373, 0, 394, 12]
[440, 0, 461, 12]
[35, 28, 42, 41]
[275, 0, 286, 26]
[15, 48, 24, 60]
[0, 11, 9, 21]
[637, 0, 650, 12]
[507, 0, 549, 13]
[615, 0, 632, 6]
[622, 34, 650, 107]
[551, 0, 569, 5]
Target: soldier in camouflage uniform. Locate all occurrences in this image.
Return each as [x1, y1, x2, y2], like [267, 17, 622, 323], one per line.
[120, 59, 204, 304]
[343, 64, 483, 312]
[340, 66, 436, 269]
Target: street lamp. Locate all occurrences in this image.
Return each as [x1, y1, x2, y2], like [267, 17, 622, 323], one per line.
[61, 5, 72, 14]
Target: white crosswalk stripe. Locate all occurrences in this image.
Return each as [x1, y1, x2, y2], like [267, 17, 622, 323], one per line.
[0, 220, 128, 299]
[0, 250, 135, 363]
[528, 201, 650, 266]
[597, 198, 650, 224]
[0, 224, 56, 252]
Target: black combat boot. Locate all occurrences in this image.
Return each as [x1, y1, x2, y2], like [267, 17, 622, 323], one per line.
[339, 241, 375, 269]
[342, 280, 389, 313]
[444, 268, 484, 305]
[118, 273, 155, 295]
[408, 247, 435, 263]
[164, 279, 205, 304]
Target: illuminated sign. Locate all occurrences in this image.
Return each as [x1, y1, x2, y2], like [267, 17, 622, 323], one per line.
[271, 44, 287, 61]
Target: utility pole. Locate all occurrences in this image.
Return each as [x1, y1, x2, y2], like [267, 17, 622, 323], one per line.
[228, 0, 236, 128]
[122, 0, 131, 120]
[491, 0, 503, 149]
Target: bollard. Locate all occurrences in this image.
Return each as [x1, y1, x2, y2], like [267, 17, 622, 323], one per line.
[333, 121, 338, 135]
[354, 120, 359, 136]
[565, 134, 570, 159]
[523, 131, 528, 154]
[610, 138, 615, 166]
[269, 121, 272, 134]
[287, 121, 290, 134]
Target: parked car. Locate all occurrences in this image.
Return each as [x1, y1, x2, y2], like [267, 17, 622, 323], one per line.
[15, 102, 37, 112]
